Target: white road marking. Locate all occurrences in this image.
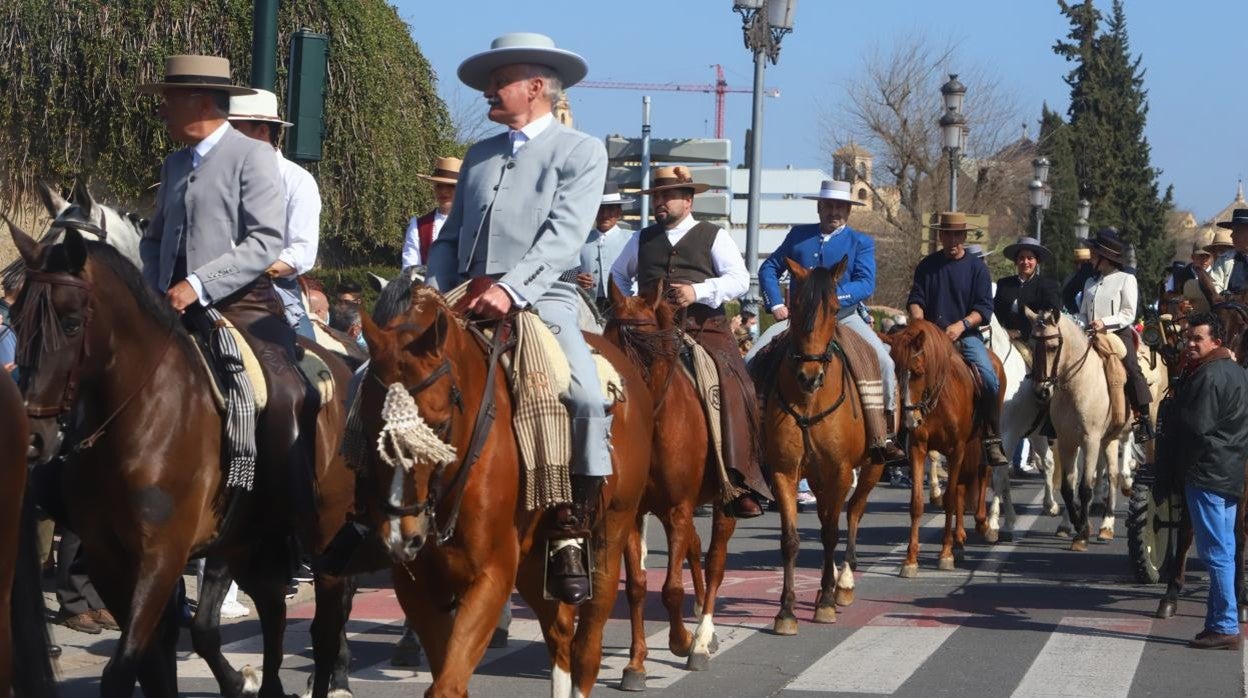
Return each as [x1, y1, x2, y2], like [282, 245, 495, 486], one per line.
[595, 621, 761, 690]
[1012, 616, 1152, 698]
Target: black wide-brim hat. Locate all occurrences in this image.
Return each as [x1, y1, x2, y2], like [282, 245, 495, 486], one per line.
[1217, 208, 1248, 229]
[1090, 227, 1125, 264]
[1002, 236, 1053, 265]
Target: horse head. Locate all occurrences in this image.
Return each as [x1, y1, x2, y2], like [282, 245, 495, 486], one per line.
[603, 279, 680, 381]
[6, 219, 94, 463]
[361, 286, 462, 562]
[784, 256, 848, 393]
[889, 320, 950, 431]
[1026, 307, 1067, 400]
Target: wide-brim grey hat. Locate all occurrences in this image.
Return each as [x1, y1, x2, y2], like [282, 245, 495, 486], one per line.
[458, 33, 588, 92]
[138, 55, 256, 96]
[1002, 236, 1053, 265]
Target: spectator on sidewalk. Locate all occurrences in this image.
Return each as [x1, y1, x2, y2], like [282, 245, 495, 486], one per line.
[55, 529, 119, 634]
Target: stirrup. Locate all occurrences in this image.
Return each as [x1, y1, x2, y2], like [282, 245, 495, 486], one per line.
[543, 535, 594, 603]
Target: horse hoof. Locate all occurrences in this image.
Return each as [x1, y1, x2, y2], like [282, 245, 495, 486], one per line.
[1000, 531, 1015, 543]
[899, 563, 919, 578]
[1046, 504, 1061, 517]
[772, 616, 799, 636]
[241, 667, 262, 697]
[984, 528, 1000, 544]
[813, 605, 837, 624]
[1070, 539, 1088, 552]
[834, 587, 855, 607]
[619, 669, 647, 692]
[686, 651, 710, 672]
[1156, 600, 1177, 619]
[937, 557, 955, 571]
[1098, 528, 1115, 541]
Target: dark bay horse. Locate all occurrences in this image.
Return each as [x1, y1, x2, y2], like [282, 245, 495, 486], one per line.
[0, 371, 57, 696]
[602, 280, 739, 688]
[357, 283, 651, 697]
[7, 223, 355, 697]
[886, 319, 998, 576]
[761, 258, 881, 634]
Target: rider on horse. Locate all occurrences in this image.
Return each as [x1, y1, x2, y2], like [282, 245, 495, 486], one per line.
[425, 33, 612, 605]
[611, 165, 774, 516]
[758, 178, 905, 464]
[906, 212, 1010, 468]
[993, 236, 1062, 364]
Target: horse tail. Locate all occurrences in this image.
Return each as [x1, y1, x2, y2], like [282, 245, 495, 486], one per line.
[11, 484, 57, 697]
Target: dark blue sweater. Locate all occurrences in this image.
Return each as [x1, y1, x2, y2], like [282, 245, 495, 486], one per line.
[907, 250, 994, 340]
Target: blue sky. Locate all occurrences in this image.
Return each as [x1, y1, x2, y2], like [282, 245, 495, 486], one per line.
[393, 0, 1247, 222]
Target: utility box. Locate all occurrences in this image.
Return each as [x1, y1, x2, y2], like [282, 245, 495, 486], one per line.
[285, 28, 329, 162]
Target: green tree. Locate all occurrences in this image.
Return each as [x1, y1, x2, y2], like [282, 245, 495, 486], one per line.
[0, 0, 456, 266]
[1036, 104, 1080, 283]
[1053, 0, 1173, 296]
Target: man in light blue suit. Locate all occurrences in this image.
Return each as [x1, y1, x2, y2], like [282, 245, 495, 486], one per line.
[575, 183, 634, 313]
[426, 32, 608, 605]
[758, 179, 903, 462]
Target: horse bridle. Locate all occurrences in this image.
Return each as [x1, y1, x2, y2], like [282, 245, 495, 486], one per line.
[773, 334, 852, 463]
[899, 347, 948, 421]
[19, 270, 95, 419]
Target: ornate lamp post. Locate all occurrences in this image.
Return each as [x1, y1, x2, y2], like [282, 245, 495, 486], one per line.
[1029, 156, 1050, 242]
[939, 74, 967, 212]
[734, 0, 797, 306]
[1074, 198, 1091, 241]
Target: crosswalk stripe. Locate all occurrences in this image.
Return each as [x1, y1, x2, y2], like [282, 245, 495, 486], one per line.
[1011, 616, 1153, 698]
[351, 617, 546, 683]
[785, 612, 966, 694]
[594, 620, 762, 690]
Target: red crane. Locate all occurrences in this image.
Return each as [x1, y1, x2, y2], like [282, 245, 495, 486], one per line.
[578, 64, 779, 139]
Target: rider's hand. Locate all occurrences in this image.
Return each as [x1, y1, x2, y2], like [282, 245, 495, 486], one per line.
[265, 260, 296, 278]
[166, 280, 200, 313]
[945, 323, 964, 343]
[1007, 329, 1021, 340]
[468, 284, 515, 319]
[666, 282, 696, 309]
[1088, 319, 1105, 331]
[773, 305, 790, 321]
[575, 272, 595, 290]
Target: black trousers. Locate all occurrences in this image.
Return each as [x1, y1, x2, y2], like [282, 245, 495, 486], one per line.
[56, 529, 104, 616]
[1114, 327, 1154, 413]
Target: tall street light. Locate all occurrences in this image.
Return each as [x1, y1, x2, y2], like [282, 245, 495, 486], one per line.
[939, 74, 967, 212]
[1074, 198, 1090, 241]
[1029, 156, 1050, 242]
[734, 0, 797, 308]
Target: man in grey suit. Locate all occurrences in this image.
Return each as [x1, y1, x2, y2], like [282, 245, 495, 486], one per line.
[426, 32, 607, 605]
[575, 183, 635, 314]
[138, 55, 315, 520]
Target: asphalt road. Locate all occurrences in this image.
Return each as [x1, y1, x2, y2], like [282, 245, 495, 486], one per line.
[49, 475, 1240, 696]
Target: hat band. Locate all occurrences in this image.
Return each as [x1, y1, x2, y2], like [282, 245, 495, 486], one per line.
[163, 74, 235, 86]
[429, 168, 459, 180]
[651, 178, 694, 189]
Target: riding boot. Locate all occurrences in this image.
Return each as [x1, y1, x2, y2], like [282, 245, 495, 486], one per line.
[545, 475, 603, 606]
[979, 395, 1010, 468]
[880, 410, 907, 464]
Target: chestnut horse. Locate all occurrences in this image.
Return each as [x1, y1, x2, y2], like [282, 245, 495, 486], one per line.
[357, 284, 650, 697]
[602, 280, 738, 689]
[887, 320, 999, 576]
[0, 372, 57, 696]
[7, 223, 355, 698]
[762, 258, 881, 633]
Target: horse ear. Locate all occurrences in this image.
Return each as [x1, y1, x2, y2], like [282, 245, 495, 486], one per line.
[71, 181, 96, 218]
[38, 182, 70, 218]
[367, 272, 389, 293]
[360, 307, 387, 355]
[61, 228, 88, 273]
[651, 278, 666, 313]
[784, 257, 809, 281]
[879, 331, 894, 347]
[608, 278, 627, 308]
[1023, 306, 1037, 323]
[4, 214, 40, 265]
[829, 254, 850, 286]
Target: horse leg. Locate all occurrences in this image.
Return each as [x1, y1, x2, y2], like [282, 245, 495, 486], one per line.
[621, 510, 650, 691]
[515, 557, 575, 698]
[813, 466, 850, 621]
[938, 447, 962, 571]
[1056, 441, 1080, 539]
[901, 443, 928, 577]
[1072, 439, 1098, 551]
[688, 505, 737, 671]
[190, 556, 246, 696]
[687, 520, 707, 617]
[134, 592, 182, 698]
[308, 572, 352, 698]
[235, 538, 295, 698]
[772, 466, 801, 635]
[1098, 440, 1120, 541]
[570, 511, 632, 695]
[928, 452, 944, 511]
[434, 568, 517, 697]
[660, 509, 694, 655]
[392, 568, 454, 677]
[96, 548, 186, 698]
[989, 458, 1012, 542]
[1159, 511, 1195, 619]
[1038, 436, 1061, 516]
[973, 452, 991, 541]
[845, 460, 884, 571]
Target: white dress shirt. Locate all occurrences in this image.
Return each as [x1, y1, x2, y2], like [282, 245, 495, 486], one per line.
[276, 151, 320, 275]
[184, 121, 234, 304]
[1209, 249, 1239, 293]
[611, 212, 750, 308]
[401, 210, 447, 268]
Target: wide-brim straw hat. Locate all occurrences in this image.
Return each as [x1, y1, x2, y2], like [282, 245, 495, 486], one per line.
[1205, 228, 1235, 255]
[227, 89, 291, 127]
[1002, 236, 1054, 265]
[1190, 239, 1213, 258]
[801, 179, 864, 206]
[1089, 228, 1125, 264]
[416, 156, 462, 185]
[138, 55, 255, 96]
[1217, 208, 1248, 229]
[458, 33, 588, 92]
[927, 211, 971, 232]
[600, 182, 635, 206]
[637, 166, 710, 195]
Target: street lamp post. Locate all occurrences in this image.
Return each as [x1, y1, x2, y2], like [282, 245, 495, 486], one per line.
[1029, 156, 1050, 242]
[939, 74, 967, 212]
[1074, 198, 1090, 241]
[734, 0, 796, 307]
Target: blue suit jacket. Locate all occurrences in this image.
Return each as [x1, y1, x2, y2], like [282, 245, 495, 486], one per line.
[759, 224, 876, 312]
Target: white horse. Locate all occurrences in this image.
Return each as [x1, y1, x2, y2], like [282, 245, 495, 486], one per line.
[1028, 309, 1130, 549]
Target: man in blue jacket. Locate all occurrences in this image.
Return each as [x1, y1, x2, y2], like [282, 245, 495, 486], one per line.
[760, 179, 903, 462]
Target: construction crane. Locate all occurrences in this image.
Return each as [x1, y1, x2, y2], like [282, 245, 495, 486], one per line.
[578, 64, 778, 139]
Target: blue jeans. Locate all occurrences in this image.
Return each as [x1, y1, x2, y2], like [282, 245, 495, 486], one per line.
[957, 334, 998, 399]
[273, 276, 315, 341]
[1186, 483, 1239, 635]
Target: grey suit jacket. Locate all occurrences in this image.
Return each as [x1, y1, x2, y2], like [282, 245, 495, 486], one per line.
[426, 120, 607, 302]
[140, 125, 285, 301]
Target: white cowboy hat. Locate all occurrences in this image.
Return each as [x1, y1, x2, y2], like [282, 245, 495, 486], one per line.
[228, 89, 292, 127]
[458, 33, 588, 92]
[138, 55, 255, 96]
[802, 179, 864, 206]
[600, 182, 635, 206]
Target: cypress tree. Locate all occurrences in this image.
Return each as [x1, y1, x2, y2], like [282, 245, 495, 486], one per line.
[1036, 105, 1079, 283]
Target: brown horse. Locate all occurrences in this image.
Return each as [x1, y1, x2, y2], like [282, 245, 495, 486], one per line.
[7, 223, 355, 698]
[887, 320, 998, 576]
[602, 280, 739, 689]
[0, 371, 57, 696]
[357, 283, 651, 697]
[762, 258, 883, 634]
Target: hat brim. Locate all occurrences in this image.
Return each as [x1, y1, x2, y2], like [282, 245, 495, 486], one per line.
[926, 224, 971, 232]
[801, 194, 865, 206]
[600, 198, 636, 206]
[137, 82, 256, 96]
[1092, 243, 1123, 263]
[228, 114, 293, 127]
[458, 47, 588, 92]
[1003, 243, 1053, 266]
[416, 174, 459, 185]
[1217, 220, 1248, 229]
[1205, 243, 1233, 254]
[637, 182, 710, 195]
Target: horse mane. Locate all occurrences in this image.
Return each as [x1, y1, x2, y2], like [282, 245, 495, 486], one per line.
[792, 266, 839, 333]
[909, 319, 958, 381]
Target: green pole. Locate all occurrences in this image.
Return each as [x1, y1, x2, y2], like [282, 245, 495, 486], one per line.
[251, 0, 279, 90]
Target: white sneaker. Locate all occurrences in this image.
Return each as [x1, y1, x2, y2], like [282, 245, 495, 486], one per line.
[220, 600, 250, 619]
[796, 491, 817, 506]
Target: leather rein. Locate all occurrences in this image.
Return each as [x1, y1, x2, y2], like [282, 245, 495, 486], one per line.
[899, 346, 949, 421]
[773, 335, 852, 463]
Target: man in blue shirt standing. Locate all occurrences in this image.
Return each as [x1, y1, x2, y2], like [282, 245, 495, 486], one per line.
[760, 179, 904, 462]
[907, 212, 1009, 468]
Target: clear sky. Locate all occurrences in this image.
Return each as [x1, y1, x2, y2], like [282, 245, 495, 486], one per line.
[393, 0, 1247, 222]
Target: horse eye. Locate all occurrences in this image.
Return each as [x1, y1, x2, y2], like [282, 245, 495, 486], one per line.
[61, 317, 83, 335]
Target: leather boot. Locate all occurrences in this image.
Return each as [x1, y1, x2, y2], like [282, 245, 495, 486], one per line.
[545, 475, 603, 606]
[1132, 407, 1155, 442]
[979, 395, 1010, 468]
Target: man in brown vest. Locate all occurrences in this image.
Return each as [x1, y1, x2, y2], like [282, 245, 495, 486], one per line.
[401, 156, 461, 269]
[611, 166, 773, 515]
